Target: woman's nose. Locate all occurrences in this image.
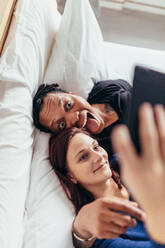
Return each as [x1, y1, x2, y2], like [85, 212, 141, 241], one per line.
[92, 151, 103, 164]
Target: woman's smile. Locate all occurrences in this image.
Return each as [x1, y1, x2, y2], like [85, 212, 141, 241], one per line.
[93, 161, 108, 173]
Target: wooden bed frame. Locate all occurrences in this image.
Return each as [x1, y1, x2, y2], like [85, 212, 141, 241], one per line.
[0, 0, 17, 56]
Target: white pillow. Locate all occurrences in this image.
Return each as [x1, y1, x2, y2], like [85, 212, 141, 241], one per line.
[0, 0, 61, 94]
[0, 0, 61, 247]
[23, 131, 74, 248]
[44, 0, 111, 98]
[103, 42, 165, 84]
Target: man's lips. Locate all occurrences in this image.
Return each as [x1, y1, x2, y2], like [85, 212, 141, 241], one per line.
[77, 110, 88, 128]
[77, 110, 100, 130]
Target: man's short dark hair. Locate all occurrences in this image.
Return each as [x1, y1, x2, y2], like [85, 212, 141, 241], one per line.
[33, 83, 68, 133]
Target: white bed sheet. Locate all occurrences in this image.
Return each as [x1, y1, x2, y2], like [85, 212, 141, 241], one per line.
[0, 0, 61, 248]
[23, 42, 165, 248]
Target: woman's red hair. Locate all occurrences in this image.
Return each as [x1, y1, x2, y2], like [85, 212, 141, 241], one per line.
[49, 127, 121, 214]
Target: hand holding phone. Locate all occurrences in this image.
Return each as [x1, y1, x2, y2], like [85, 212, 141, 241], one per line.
[126, 65, 165, 153]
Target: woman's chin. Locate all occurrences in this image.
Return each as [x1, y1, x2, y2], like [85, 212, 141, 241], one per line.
[100, 166, 112, 179]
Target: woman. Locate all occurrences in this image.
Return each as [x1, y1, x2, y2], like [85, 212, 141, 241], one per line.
[49, 127, 165, 248]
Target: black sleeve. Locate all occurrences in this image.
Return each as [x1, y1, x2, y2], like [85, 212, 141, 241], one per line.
[87, 79, 132, 120]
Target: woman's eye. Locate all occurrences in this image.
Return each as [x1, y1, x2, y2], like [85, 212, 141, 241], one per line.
[79, 154, 88, 161]
[59, 121, 66, 131]
[65, 101, 72, 111]
[94, 145, 100, 151]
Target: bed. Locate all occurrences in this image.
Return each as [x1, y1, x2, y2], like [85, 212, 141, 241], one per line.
[0, 1, 165, 248]
[0, 0, 17, 56]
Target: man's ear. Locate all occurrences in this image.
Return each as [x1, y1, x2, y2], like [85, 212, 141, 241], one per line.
[67, 172, 77, 184]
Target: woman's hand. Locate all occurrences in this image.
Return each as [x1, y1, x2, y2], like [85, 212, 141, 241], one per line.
[73, 196, 145, 240]
[112, 103, 165, 244]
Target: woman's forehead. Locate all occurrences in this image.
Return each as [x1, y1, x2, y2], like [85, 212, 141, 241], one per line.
[67, 133, 94, 162]
[69, 133, 95, 150]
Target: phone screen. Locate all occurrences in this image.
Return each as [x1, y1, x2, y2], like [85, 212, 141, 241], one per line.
[126, 66, 165, 154]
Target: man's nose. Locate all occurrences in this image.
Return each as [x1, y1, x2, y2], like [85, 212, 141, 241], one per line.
[69, 111, 79, 125]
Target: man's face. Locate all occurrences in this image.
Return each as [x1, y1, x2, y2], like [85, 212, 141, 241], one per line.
[39, 92, 105, 134]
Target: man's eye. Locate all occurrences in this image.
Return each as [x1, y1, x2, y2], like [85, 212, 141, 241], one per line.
[79, 154, 88, 161]
[65, 101, 72, 111]
[59, 121, 66, 131]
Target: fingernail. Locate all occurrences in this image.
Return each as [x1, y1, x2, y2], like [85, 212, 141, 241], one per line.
[141, 102, 152, 109]
[140, 212, 146, 222]
[155, 104, 164, 111]
[116, 125, 129, 139]
[130, 218, 136, 227]
[131, 202, 138, 207]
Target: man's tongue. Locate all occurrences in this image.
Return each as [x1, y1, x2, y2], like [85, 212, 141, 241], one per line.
[85, 117, 100, 133]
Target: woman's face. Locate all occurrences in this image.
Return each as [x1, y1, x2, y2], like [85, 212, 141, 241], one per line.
[66, 133, 112, 188]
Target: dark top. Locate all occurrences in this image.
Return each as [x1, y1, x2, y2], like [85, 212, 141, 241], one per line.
[93, 219, 165, 248]
[87, 79, 132, 173]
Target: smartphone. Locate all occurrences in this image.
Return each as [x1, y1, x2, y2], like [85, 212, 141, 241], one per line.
[126, 65, 165, 154]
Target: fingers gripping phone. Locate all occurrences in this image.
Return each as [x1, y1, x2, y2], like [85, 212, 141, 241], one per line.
[126, 65, 165, 154]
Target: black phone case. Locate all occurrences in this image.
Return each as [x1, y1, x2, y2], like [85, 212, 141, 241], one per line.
[126, 65, 165, 154]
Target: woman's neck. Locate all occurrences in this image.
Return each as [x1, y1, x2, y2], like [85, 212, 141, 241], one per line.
[88, 178, 129, 200]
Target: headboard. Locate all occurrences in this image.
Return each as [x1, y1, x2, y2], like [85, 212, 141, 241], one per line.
[0, 0, 17, 56]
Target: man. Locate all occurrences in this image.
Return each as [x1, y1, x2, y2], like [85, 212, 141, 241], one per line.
[33, 80, 145, 247]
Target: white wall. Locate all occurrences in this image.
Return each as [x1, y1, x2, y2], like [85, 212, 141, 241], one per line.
[100, 0, 165, 15]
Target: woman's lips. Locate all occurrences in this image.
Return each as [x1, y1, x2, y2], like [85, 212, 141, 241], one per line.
[93, 162, 108, 173]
